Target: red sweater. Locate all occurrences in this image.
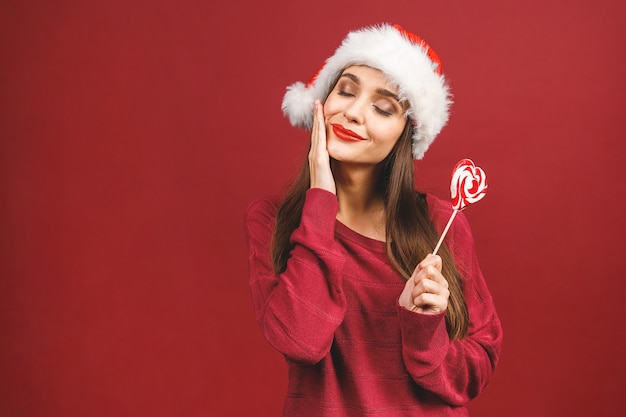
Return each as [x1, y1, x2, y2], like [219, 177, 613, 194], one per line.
[245, 188, 502, 416]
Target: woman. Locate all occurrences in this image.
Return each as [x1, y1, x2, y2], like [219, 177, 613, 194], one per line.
[245, 23, 503, 416]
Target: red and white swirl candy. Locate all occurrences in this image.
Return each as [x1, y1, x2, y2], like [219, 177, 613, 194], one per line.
[433, 159, 488, 255]
[450, 159, 488, 210]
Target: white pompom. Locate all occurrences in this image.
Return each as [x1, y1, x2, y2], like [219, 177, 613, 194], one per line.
[281, 82, 315, 130]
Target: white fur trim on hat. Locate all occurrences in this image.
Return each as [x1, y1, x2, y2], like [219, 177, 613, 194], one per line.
[281, 23, 452, 160]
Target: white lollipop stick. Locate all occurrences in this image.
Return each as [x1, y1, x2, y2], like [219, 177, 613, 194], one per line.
[432, 159, 488, 256]
[432, 210, 457, 256]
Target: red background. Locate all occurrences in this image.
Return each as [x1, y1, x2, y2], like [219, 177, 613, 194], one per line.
[1, 0, 625, 416]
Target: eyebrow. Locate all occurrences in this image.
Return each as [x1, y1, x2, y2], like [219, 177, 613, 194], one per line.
[340, 72, 401, 103]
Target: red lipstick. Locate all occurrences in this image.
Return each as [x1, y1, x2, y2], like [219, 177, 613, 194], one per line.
[332, 124, 365, 142]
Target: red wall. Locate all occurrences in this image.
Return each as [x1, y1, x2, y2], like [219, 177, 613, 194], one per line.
[1, 0, 625, 416]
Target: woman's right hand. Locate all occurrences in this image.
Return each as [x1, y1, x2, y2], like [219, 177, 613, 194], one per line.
[309, 100, 336, 194]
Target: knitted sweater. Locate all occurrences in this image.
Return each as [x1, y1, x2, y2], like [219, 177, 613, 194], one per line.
[245, 188, 503, 416]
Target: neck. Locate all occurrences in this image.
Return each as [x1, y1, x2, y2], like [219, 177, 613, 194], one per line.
[332, 161, 387, 241]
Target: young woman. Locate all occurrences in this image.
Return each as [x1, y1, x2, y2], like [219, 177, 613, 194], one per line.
[245, 23, 503, 416]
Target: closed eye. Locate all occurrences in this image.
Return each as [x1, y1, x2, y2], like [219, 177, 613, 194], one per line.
[374, 106, 392, 117]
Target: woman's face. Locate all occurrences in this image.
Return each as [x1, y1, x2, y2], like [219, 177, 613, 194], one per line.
[323, 65, 408, 166]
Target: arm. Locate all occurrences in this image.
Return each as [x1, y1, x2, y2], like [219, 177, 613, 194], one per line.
[245, 189, 347, 365]
[397, 211, 503, 405]
[245, 100, 345, 363]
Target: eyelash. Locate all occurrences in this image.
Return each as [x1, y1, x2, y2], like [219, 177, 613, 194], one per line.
[374, 107, 392, 117]
[337, 90, 393, 117]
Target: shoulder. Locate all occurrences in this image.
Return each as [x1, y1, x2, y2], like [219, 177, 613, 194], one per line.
[424, 192, 475, 248]
[424, 193, 453, 230]
[246, 195, 281, 215]
[424, 193, 451, 217]
[245, 195, 282, 229]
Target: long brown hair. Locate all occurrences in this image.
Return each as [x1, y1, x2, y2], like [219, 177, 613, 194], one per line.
[270, 122, 469, 340]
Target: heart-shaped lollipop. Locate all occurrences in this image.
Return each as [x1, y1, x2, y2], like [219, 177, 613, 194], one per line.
[433, 159, 488, 255]
[451, 159, 488, 211]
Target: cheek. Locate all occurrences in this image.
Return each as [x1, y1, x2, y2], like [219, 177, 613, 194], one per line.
[322, 98, 339, 117]
[373, 120, 406, 144]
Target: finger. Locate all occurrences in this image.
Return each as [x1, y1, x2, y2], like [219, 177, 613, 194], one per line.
[315, 99, 325, 129]
[412, 276, 449, 297]
[418, 254, 442, 272]
[309, 101, 323, 165]
[413, 265, 443, 285]
[316, 101, 327, 149]
[310, 101, 319, 149]
[398, 276, 417, 310]
[410, 254, 442, 279]
[412, 292, 448, 314]
[425, 265, 449, 289]
[310, 101, 327, 151]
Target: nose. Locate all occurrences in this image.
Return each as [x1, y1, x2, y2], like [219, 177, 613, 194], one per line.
[344, 99, 367, 125]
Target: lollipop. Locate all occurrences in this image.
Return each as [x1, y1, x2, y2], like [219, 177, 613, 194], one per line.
[432, 159, 488, 255]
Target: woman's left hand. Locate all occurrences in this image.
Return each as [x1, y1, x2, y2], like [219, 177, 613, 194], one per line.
[398, 254, 449, 314]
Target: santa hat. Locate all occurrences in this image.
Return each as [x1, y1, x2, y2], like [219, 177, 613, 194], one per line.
[281, 23, 452, 160]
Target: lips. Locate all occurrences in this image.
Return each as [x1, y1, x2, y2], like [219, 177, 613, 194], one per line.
[331, 124, 365, 142]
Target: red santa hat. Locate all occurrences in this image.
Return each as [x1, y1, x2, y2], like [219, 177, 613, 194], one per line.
[281, 23, 452, 160]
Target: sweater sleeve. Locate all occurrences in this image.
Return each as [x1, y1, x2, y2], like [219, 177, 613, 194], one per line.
[397, 209, 503, 406]
[244, 188, 347, 364]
